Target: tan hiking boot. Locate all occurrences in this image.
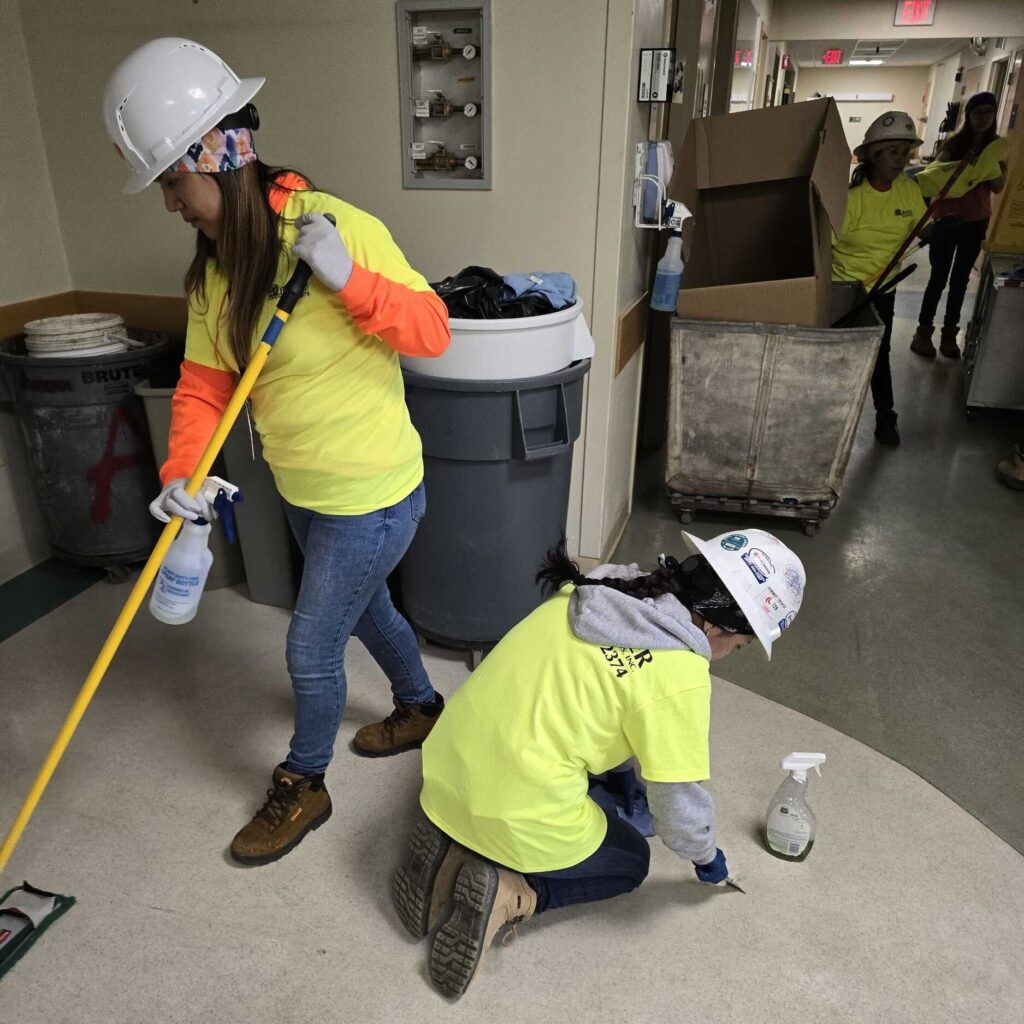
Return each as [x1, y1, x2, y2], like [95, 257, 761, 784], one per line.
[229, 765, 332, 866]
[351, 695, 443, 758]
[939, 325, 961, 359]
[910, 325, 936, 358]
[430, 858, 537, 999]
[393, 817, 471, 938]
[997, 447, 1024, 490]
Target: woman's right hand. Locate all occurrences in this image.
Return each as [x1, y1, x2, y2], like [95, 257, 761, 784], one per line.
[149, 478, 215, 523]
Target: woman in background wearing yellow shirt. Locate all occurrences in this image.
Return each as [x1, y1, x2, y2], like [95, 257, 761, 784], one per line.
[833, 112, 927, 446]
[104, 39, 450, 866]
[393, 530, 806, 998]
[911, 92, 1007, 359]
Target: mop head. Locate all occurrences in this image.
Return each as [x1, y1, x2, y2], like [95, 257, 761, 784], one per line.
[0, 882, 75, 980]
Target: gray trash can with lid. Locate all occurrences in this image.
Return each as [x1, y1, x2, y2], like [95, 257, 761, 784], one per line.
[0, 331, 171, 567]
[399, 358, 589, 650]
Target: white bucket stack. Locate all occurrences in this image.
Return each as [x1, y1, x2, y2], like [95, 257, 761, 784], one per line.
[22, 313, 135, 358]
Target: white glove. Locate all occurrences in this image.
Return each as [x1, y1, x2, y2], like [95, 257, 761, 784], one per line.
[293, 212, 353, 293]
[149, 478, 216, 524]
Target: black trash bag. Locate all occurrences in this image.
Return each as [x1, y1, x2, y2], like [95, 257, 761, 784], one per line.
[431, 265, 557, 319]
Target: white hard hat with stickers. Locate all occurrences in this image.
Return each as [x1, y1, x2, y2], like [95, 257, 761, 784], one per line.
[682, 529, 805, 659]
[853, 110, 924, 160]
[103, 37, 265, 194]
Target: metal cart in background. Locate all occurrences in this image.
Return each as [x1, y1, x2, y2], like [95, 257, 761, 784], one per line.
[665, 284, 883, 536]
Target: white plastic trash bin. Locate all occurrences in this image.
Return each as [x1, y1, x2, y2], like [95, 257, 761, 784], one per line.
[400, 300, 595, 380]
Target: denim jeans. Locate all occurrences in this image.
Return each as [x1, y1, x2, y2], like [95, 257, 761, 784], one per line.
[282, 482, 435, 775]
[522, 809, 651, 914]
[918, 217, 989, 329]
[870, 289, 896, 417]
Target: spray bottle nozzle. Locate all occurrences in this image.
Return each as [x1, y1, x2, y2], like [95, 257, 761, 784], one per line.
[197, 476, 243, 545]
[781, 752, 827, 781]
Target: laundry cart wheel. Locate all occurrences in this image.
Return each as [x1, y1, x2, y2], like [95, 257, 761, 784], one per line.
[802, 521, 819, 537]
[678, 509, 694, 524]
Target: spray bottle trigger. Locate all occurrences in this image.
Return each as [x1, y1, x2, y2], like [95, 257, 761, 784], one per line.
[212, 488, 243, 545]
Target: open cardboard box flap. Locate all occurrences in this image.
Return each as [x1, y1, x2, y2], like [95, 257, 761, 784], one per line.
[670, 97, 850, 233]
[669, 98, 851, 327]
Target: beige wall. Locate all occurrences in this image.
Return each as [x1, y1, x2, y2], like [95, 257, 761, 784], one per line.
[0, 0, 67, 581]
[772, 0, 1024, 40]
[797, 65, 931, 156]
[9, 0, 655, 567]
[582, 0, 669, 560]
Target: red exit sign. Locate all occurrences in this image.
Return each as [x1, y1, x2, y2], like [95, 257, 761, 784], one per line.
[821, 49, 844, 66]
[895, 0, 936, 26]
[734, 48, 753, 67]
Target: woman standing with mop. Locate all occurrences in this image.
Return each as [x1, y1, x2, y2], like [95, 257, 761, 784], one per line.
[910, 92, 1007, 360]
[832, 111, 927, 446]
[103, 38, 450, 865]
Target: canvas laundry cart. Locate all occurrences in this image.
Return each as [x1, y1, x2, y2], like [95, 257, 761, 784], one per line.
[666, 284, 883, 535]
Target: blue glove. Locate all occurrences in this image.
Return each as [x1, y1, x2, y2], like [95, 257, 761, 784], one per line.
[694, 848, 728, 884]
[605, 766, 645, 817]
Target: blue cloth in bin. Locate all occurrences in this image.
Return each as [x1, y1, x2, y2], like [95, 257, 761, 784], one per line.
[502, 272, 577, 312]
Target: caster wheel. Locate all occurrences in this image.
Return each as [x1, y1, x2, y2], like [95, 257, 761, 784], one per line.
[679, 510, 694, 524]
[470, 649, 484, 670]
[104, 565, 132, 584]
[802, 521, 819, 537]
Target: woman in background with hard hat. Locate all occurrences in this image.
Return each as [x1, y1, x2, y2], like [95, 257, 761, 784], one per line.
[392, 530, 806, 998]
[103, 38, 451, 866]
[911, 92, 1007, 360]
[833, 111, 926, 446]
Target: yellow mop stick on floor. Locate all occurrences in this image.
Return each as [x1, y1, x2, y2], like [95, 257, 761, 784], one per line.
[0, 226, 329, 874]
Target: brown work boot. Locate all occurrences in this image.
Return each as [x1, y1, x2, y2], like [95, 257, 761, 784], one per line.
[910, 324, 936, 358]
[393, 816, 471, 938]
[351, 694, 444, 758]
[939, 325, 961, 359]
[229, 764, 332, 866]
[430, 858, 537, 999]
[996, 446, 1024, 490]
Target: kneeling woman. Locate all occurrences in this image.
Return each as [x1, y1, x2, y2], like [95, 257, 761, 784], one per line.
[394, 529, 806, 997]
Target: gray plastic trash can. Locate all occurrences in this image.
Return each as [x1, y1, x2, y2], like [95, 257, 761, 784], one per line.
[0, 331, 171, 567]
[399, 359, 590, 649]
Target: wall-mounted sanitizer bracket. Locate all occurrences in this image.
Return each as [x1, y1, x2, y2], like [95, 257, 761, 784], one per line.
[633, 141, 687, 230]
[396, 0, 492, 190]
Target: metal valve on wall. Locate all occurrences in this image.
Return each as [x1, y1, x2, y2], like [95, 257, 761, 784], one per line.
[397, 0, 492, 190]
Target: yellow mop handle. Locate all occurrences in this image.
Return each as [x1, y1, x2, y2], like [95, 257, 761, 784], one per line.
[0, 339, 273, 872]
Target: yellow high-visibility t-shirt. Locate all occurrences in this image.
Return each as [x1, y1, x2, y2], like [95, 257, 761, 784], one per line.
[832, 175, 927, 286]
[419, 588, 713, 873]
[183, 190, 433, 514]
[915, 137, 1008, 200]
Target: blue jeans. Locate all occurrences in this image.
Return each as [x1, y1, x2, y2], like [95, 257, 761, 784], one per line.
[522, 809, 651, 914]
[282, 483, 435, 775]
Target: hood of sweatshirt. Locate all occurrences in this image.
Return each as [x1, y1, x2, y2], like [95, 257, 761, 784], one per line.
[567, 562, 711, 659]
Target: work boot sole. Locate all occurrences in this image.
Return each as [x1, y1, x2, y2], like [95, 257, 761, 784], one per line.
[229, 803, 333, 867]
[430, 858, 499, 999]
[910, 341, 937, 358]
[393, 818, 454, 938]
[939, 346, 961, 359]
[997, 470, 1024, 490]
[351, 737, 425, 758]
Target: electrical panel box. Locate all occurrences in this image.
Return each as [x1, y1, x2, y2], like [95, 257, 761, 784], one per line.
[396, 0, 492, 190]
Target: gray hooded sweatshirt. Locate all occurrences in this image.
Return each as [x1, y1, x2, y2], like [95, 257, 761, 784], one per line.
[569, 563, 718, 865]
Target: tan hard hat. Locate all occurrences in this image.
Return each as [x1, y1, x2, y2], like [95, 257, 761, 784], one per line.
[853, 111, 924, 159]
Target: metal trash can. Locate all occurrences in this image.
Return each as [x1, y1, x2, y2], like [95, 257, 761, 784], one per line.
[0, 331, 171, 567]
[400, 359, 590, 650]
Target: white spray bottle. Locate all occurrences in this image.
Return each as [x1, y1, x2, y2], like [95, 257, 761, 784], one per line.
[764, 752, 826, 861]
[149, 477, 241, 626]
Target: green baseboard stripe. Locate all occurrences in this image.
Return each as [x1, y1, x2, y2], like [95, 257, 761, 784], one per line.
[0, 559, 104, 645]
[0, 883, 76, 982]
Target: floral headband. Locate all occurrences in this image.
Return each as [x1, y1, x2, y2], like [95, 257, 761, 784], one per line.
[170, 126, 258, 175]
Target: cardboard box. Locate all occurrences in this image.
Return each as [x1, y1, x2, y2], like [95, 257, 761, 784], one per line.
[669, 98, 850, 327]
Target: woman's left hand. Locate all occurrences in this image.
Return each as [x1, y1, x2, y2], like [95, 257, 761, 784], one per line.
[294, 212, 353, 293]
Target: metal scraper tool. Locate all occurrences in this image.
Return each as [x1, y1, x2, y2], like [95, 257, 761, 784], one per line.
[724, 876, 746, 893]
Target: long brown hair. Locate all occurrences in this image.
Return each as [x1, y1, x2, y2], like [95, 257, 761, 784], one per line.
[184, 160, 311, 369]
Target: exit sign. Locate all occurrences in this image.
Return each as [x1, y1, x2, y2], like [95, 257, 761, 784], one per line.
[734, 48, 753, 67]
[894, 0, 936, 26]
[822, 49, 844, 66]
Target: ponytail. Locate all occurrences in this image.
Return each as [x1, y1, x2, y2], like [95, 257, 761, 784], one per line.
[535, 538, 754, 634]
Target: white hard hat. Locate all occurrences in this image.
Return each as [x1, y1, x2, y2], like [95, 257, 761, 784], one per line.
[103, 37, 265, 194]
[853, 110, 923, 160]
[681, 529, 805, 659]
